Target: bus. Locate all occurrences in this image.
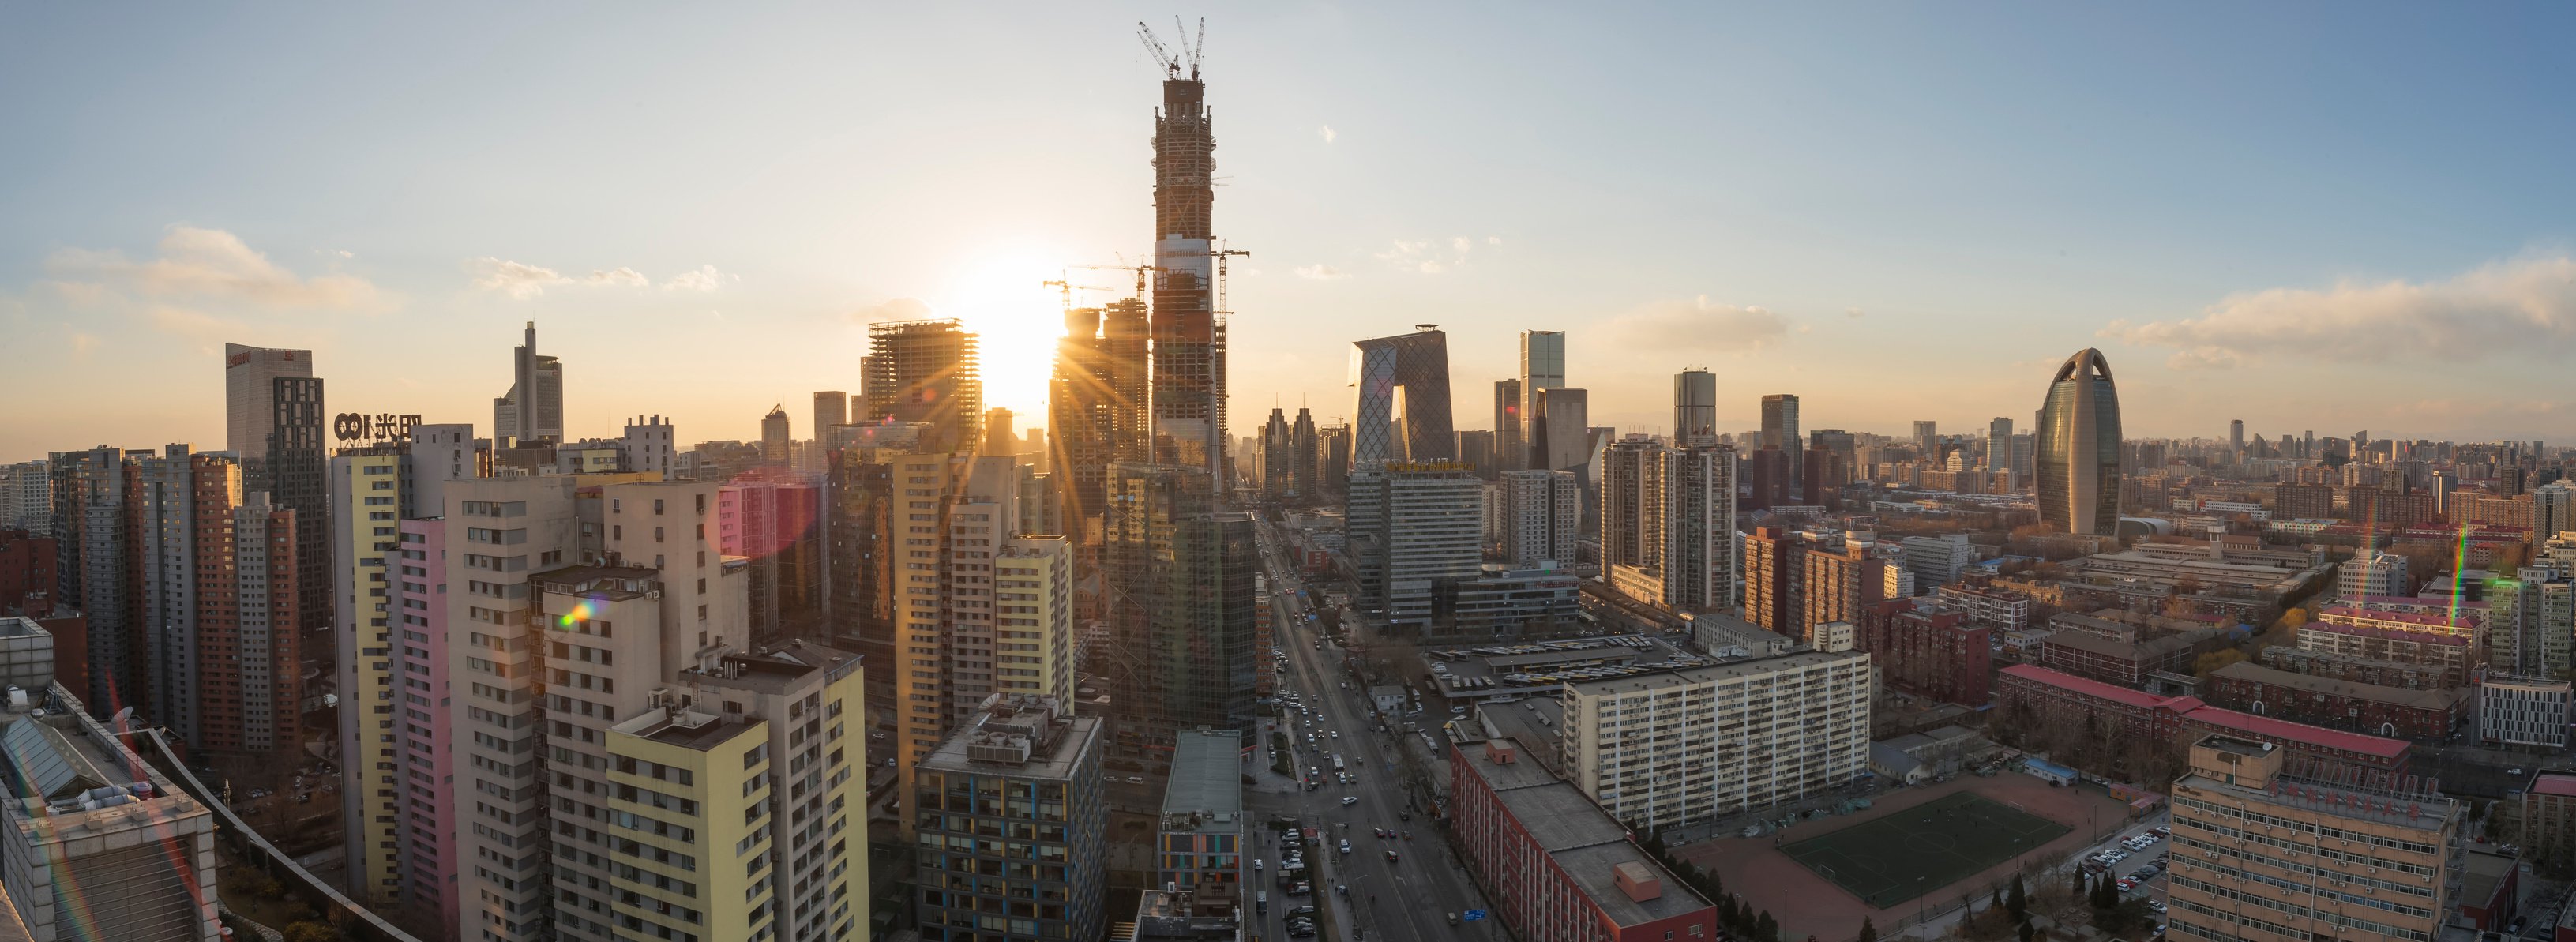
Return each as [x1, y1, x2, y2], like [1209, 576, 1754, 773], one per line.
[1331, 754, 1346, 772]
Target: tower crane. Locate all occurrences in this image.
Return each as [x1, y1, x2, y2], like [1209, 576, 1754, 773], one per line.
[1136, 17, 1204, 80]
[1072, 263, 1160, 299]
[1041, 278, 1121, 310]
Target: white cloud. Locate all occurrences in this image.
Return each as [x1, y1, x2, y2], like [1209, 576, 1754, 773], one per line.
[469, 257, 571, 298]
[661, 265, 735, 292]
[468, 257, 670, 297]
[1318, 125, 1337, 144]
[586, 267, 648, 288]
[1845, 307, 1867, 318]
[2104, 254, 2576, 369]
[1486, 236, 1502, 246]
[1376, 236, 1485, 275]
[47, 225, 382, 309]
[1596, 295, 1791, 354]
[849, 297, 933, 325]
[1294, 265, 1349, 280]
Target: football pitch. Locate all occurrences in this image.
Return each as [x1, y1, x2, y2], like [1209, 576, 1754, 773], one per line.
[1782, 791, 2069, 907]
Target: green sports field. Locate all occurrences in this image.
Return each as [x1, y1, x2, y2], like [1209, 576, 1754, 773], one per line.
[1781, 791, 2069, 907]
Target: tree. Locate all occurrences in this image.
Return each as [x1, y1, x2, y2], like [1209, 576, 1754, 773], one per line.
[2007, 874, 2029, 921]
[1757, 910, 1781, 942]
[2018, 921, 2037, 942]
[283, 923, 337, 942]
[1858, 918, 1879, 942]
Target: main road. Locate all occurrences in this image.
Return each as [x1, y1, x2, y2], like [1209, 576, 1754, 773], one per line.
[1241, 518, 1502, 942]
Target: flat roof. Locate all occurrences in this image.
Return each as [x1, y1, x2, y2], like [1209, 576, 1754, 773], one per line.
[1159, 730, 1243, 833]
[1458, 738, 1712, 929]
[2045, 629, 2197, 660]
[614, 709, 764, 752]
[921, 714, 1099, 782]
[1567, 649, 1861, 696]
[2529, 772, 2576, 798]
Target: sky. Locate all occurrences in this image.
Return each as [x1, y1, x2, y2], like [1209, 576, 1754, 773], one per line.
[7, 4, 2576, 463]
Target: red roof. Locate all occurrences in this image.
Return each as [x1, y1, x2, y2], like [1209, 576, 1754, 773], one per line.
[2000, 665, 2411, 761]
[2532, 773, 2576, 798]
[1999, 665, 2172, 710]
[2181, 707, 2411, 760]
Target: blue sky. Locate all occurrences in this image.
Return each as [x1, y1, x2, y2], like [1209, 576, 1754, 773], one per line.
[7, 3, 2576, 461]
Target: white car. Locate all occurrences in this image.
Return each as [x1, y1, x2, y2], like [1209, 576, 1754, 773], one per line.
[1340, 796, 1359, 806]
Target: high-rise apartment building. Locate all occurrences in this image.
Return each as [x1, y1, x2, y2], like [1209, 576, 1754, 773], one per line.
[2035, 348, 2122, 535]
[1913, 420, 1938, 457]
[865, 318, 985, 455]
[492, 321, 564, 442]
[1673, 369, 1717, 447]
[1493, 378, 1524, 472]
[223, 342, 313, 491]
[1500, 470, 1578, 569]
[2229, 418, 2246, 457]
[47, 447, 137, 710]
[1799, 545, 1887, 644]
[996, 536, 1076, 705]
[1759, 394, 1801, 501]
[2165, 736, 2456, 942]
[1350, 327, 1456, 466]
[913, 695, 1106, 942]
[0, 460, 49, 535]
[107, 448, 306, 755]
[1743, 525, 1796, 634]
[531, 564, 869, 942]
[1560, 650, 1872, 830]
[1602, 441, 1737, 613]
[719, 474, 824, 647]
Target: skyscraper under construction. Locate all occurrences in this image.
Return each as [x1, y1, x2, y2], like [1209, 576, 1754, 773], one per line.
[1150, 47, 1225, 475]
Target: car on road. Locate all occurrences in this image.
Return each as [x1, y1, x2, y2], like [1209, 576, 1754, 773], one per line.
[2508, 767, 2525, 776]
[1385, 850, 1399, 862]
[2148, 901, 2167, 914]
[1253, 858, 1263, 870]
[1286, 924, 1316, 939]
[1289, 880, 1311, 896]
[1341, 796, 1359, 806]
[1338, 839, 1352, 854]
[1125, 775, 1146, 784]
[1330, 730, 1339, 739]
[1287, 906, 1317, 919]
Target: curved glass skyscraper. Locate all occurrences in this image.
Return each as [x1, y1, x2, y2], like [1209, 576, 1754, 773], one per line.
[2036, 347, 2122, 535]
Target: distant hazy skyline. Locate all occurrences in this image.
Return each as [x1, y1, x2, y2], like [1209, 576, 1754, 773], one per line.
[7, 4, 2576, 460]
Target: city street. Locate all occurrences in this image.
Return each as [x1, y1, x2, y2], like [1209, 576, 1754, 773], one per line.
[1243, 520, 1500, 942]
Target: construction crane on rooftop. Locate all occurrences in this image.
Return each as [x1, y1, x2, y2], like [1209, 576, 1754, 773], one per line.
[1040, 278, 1121, 311]
[1136, 17, 1204, 80]
[1073, 263, 1160, 299]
